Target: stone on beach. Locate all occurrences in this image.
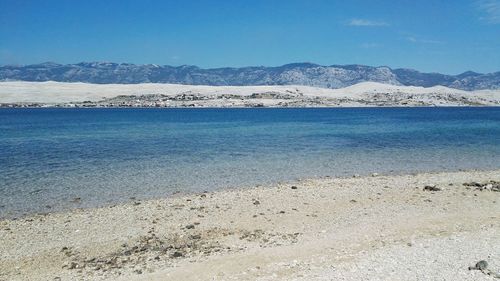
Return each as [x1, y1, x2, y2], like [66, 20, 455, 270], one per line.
[423, 185, 441, 191]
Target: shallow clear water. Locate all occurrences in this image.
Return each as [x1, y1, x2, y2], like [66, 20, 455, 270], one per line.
[1, 107, 499, 218]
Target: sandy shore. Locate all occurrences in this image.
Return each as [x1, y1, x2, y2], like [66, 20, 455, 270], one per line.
[1, 170, 499, 281]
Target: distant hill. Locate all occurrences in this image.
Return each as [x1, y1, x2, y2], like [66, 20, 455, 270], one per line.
[0, 62, 499, 90]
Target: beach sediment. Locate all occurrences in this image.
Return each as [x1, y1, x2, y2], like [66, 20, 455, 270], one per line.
[1, 170, 499, 281]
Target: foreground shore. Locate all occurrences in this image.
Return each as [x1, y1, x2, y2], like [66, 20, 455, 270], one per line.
[1, 170, 499, 281]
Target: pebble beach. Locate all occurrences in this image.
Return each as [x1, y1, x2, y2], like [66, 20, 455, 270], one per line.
[1, 169, 499, 281]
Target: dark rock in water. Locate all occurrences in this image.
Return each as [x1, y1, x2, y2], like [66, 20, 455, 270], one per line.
[29, 189, 44, 195]
[423, 185, 441, 191]
[291, 186, 298, 190]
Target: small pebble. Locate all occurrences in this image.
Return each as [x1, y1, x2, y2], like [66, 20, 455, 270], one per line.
[172, 251, 183, 258]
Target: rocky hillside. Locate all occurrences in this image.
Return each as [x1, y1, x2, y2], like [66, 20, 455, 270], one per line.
[0, 62, 498, 90]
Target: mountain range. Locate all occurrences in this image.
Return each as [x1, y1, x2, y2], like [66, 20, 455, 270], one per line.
[0, 62, 499, 90]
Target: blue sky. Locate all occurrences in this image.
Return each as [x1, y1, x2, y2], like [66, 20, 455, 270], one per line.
[0, 0, 499, 74]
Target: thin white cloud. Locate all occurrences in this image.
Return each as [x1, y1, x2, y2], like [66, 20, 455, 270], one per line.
[477, 0, 500, 24]
[405, 36, 444, 44]
[347, 18, 389, 27]
[406, 36, 417, 43]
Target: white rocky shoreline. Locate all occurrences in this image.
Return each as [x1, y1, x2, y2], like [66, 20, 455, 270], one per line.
[1, 81, 500, 107]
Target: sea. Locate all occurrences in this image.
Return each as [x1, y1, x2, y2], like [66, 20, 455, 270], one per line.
[1, 107, 499, 218]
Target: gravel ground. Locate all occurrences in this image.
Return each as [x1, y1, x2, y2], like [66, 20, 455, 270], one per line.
[291, 230, 500, 281]
[1, 169, 499, 281]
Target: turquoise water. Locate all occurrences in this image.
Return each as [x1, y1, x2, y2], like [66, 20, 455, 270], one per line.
[1, 107, 499, 218]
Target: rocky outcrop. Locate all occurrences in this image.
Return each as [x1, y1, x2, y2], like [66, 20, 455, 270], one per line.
[1, 62, 498, 90]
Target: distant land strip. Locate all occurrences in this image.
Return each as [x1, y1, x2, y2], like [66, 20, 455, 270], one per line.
[1, 81, 499, 108]
[1, 62, 499, 91]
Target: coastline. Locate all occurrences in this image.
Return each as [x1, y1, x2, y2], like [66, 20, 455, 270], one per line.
[1, 81, 500, 107]
[1, 169, 499, 280]
[2, 105, 500, 109]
